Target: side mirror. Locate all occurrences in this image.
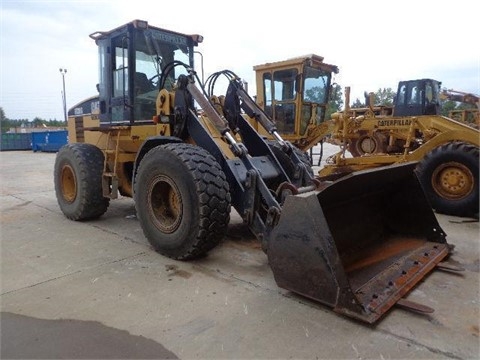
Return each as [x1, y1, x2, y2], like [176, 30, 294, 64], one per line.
[100, 100, 106, 114]
[295, 74, 302, 94]
[329, 82, 339, 101]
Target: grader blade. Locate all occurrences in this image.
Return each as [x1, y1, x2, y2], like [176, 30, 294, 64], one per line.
[267, 162, 450, 323]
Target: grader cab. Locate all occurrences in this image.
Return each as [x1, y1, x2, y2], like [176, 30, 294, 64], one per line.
[55, 20, 456, 323]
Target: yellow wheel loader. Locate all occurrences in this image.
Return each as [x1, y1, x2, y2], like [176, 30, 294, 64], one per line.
[55, 20, 458, 324]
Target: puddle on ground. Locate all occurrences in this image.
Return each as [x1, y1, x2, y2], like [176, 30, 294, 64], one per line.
[0, 312, 178, 359]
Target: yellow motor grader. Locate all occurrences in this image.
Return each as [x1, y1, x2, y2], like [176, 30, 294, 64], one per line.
[56, 20, 458, 324]
[320, 79, 479, 218]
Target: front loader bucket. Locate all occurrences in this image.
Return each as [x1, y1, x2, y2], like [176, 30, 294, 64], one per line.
[267, 162, 450, 323]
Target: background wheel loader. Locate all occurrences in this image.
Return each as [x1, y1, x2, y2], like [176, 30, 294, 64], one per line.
[56, 20, 458, 324]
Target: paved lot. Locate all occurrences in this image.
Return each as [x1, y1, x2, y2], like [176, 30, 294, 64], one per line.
[1, 150, 479, 359]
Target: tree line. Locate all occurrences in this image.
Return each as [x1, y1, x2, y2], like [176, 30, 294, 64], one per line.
[1, 85, 475, 134]
[308, 84, 476, 120]
[0, 107, 66, 133]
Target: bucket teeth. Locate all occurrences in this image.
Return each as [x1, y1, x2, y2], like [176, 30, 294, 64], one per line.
[267, 162, 450, 323]
[396, 299, 434, 314]
[436, 262, 465, 272]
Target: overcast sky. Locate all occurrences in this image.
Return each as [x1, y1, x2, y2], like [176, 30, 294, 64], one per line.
[1, 0, 479, 121]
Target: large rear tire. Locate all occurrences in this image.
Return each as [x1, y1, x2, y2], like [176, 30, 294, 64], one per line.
[133, 143, 231, 260]
[416, 142, 479, 217]
[54, 143, 110, 220]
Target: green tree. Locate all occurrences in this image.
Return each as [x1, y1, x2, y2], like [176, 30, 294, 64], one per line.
[47, 119, 67, 127]
[32, 117, 46, 127]
[326, 83, 343, 119]
[0, 107, 7, 133]
[373, 88, 396, 106]
[351, 98, 365, 108]
[303, 83, 343, 120]
[350, 88, 396, 108]
[1, 119, 29, 133]
[440, 100, 457, 116]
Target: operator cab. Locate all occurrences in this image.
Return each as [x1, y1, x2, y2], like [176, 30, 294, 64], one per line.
[89, 19, 203, 126]
[393, 79, 442, 117]
[254, 54, 338, 136]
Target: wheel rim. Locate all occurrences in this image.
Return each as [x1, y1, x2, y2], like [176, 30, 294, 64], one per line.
[358, 137, 377, 154]
[431, 161, 474, 200]
[148, 175, 182, 233]
[61, 164, 77, 203]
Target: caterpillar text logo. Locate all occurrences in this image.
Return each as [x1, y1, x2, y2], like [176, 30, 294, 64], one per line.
[377, 119, 412, 127]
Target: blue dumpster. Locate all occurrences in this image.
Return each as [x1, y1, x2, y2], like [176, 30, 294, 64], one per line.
[32, 130, 68, 152]
[0, 133, 32, 151]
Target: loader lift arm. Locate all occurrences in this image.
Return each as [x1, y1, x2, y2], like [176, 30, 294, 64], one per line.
[170, 66, 319, 247]
[208, 70, 318, 189]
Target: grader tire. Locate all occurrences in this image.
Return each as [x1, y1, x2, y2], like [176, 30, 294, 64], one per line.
[133, 143, 231, 260]
[416, 142, 479, 217]
[54, 143, 110, 220]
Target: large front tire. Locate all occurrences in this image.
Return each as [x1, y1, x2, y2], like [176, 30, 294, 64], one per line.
[54, 143, 110, 220]
[416, 142, 479, 217]
[133, 143, 231, 260]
